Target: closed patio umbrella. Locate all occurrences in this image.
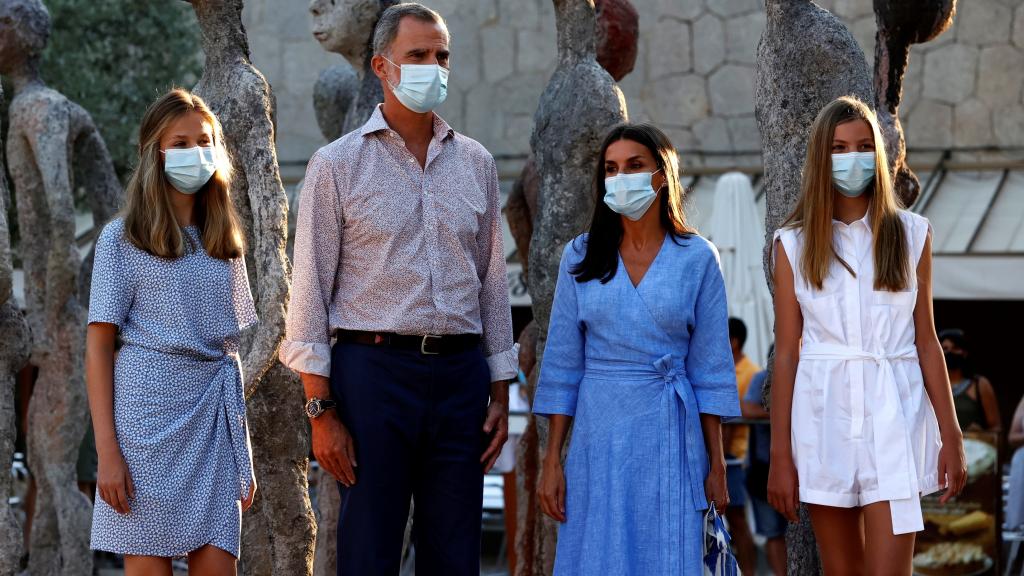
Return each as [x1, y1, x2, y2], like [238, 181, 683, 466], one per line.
[706, 172, 774, 368]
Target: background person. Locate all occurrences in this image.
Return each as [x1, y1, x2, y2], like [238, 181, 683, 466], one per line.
[938, 328, 1001, 433]
[724, 316, 758, 575]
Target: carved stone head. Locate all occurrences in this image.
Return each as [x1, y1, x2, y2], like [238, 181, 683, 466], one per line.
[0, 0, 50, 74]
[310, 0, 395, 63]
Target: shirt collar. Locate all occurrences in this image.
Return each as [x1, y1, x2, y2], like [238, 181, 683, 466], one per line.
[359, 104, 455, 142]
[832, 207, 872, 231]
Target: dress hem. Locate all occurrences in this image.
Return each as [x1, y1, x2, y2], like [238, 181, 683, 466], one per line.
[91, 540, 238, 560]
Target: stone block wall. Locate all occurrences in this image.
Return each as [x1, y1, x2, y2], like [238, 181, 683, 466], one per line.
[243, 0, 1024, 171]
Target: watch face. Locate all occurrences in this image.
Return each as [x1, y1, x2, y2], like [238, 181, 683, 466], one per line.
[306, 399, 320, 418]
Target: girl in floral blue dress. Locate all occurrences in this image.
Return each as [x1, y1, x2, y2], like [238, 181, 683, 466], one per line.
[85, 89, 257, 575]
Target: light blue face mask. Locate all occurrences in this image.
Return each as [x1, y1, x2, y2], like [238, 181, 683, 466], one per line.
[603, 170, 661, 221]
[831, 152, 876, 197]
[384, 57, 449, 114]
[163, 146, 217, 194]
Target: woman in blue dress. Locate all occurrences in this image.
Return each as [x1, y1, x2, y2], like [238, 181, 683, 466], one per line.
[534, 123, 740, 575]
[85, 89, 257, 575]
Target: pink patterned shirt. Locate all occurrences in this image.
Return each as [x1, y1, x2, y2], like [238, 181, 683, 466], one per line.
[280, 106, 518, 382]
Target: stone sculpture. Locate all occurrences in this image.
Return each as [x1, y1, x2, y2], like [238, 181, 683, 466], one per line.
[312, 65, 359, 143]
[755, 1, 956, 572]
[873, 0, 956, 207]
[187, 1, 315, 574]
[1, 1, 122, 572]
[593, 0, 639, 84]
[310, 0, 399, 141]
[504, 0, 638, 286]
[0, 83, 31, 576]
[517, 1, 628, 573]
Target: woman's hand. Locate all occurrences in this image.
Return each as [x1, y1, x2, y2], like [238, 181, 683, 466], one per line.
[704, 463, 729, 515]
[768, 452, 799, 522]
[938, 433, 967, 504]
[97, 449, 135, 515]
[539, 457, 566, 523]
[242, 478, 258, 512]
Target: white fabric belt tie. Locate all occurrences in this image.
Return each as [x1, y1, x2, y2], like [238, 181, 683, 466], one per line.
[800, 342, 925, 534]
[800, 343, 918, 439]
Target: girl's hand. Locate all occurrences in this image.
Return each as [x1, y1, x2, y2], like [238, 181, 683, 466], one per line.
[938, 434, 967, 504]
[97, 450, 135, 515]
[242, 478, 257, 512]
[768, 453, 800, 522]
[705, 464, 729, 515]
[539, 458, 566, 523]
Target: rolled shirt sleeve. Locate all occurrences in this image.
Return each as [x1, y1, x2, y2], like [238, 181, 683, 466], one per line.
[686, 244, 742, 419]
[476, 155, 518, 382]
[280, 152, 341, 377]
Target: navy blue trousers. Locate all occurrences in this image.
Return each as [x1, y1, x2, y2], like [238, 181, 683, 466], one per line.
[329, 341, 491, 576]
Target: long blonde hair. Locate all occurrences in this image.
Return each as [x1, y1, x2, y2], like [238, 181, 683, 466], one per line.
[784, 96, 909, 292]
[122, 89, 244, 260]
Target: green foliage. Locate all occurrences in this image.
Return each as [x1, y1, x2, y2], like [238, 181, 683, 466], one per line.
[39, 0, 203, 179]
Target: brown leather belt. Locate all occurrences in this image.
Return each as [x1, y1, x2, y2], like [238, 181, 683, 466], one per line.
[335, 330, 480, 356]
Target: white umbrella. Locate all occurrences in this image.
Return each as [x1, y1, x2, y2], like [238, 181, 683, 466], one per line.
[706, 172, 774, 368]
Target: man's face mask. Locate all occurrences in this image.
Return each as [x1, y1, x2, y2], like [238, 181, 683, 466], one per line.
[383, 56, 449, 114]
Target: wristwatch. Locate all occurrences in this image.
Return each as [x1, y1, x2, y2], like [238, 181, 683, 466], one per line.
[304, 397, 337, 419]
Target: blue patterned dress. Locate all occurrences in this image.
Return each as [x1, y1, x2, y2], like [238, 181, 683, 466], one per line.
[88, 218, 257, 558]
[533, 233, 741, 575]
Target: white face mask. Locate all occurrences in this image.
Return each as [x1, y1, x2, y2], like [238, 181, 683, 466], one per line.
[603, 170, 661, 221]
[163, 146, 217, 194]
[831, 151, 876, 197]
[383, 56, 449, 114]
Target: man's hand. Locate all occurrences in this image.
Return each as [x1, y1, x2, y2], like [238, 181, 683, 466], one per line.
[480, 380, 510, 472]
[312, 411, 358, 487]
[300, 373, 357, 486]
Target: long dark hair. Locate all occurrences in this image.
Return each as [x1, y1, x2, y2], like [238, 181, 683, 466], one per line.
[571, 123, 696, 283]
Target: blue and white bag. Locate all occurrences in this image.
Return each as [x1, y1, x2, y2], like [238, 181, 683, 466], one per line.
[703, 503, 741, 576]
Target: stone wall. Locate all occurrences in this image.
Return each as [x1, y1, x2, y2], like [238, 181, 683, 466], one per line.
[243, 0, 1024, 174]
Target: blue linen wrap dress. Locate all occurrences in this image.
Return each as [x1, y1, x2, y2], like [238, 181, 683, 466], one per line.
[87, 218, 257, 558]
[533, 233, 741, 575]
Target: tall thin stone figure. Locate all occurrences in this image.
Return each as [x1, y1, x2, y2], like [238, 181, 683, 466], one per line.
[0, 1, 120, 573]
[873, 0, 956, 207]
[309, 0, 398, 140]
[755, 1, 956, 572]
[519, 1, 627, 574]
[187, 1, 315, 574]
[0, 83, 31, 576]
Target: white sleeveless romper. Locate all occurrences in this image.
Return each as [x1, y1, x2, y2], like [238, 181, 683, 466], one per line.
[774, 209, 942, 535]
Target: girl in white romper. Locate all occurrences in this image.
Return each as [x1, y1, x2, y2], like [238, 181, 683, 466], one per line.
[768, 96, 967, 575]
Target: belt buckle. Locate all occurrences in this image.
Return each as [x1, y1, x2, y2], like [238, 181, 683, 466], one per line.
[420, 334, 441, 355]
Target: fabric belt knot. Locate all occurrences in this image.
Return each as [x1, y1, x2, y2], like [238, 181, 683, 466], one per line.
[653, 353, 708, 573]
[211, 353, 254, 502]
[799, 342, 923, 534]
[125, 344, 254, 502]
